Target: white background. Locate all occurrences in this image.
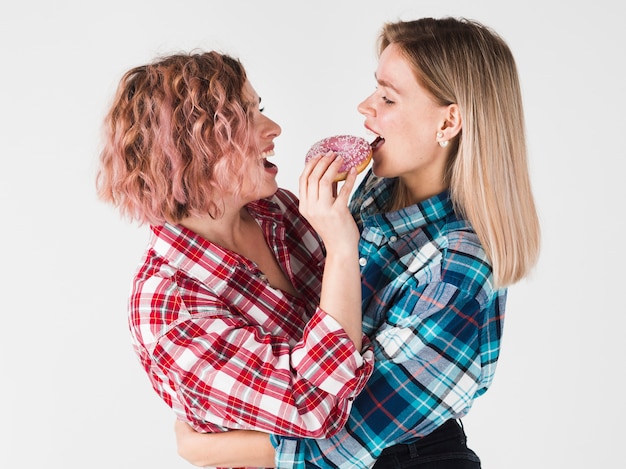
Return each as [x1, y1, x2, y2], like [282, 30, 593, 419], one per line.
[1, 1, 623, 468]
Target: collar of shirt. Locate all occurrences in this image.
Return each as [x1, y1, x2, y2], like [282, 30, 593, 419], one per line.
[148, 196, 284, 295]
[354, 173, 455, 246]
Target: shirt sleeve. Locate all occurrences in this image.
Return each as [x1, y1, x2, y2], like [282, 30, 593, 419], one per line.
[130, 274, 374, 439]
[273, 281, 503, 468]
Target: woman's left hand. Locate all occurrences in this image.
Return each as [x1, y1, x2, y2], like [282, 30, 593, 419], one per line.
[174, 419, 276, 468]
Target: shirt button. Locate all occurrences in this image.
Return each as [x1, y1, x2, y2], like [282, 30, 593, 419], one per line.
[389, 236, 397, 243]
[359, 257, 367, 266]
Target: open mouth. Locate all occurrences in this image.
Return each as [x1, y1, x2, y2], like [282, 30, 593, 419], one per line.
[260, 147, 277, 170]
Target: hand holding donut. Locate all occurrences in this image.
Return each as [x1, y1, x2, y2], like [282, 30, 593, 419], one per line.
[299, 149, 360, 253]
[305, 135, 373, 182]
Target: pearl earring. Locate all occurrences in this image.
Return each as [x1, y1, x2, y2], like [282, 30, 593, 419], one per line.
[436, 131, 448, 147]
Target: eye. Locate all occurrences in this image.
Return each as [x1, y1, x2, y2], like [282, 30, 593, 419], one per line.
[259, 106, 265, 113]
[382, 96, 394, 105]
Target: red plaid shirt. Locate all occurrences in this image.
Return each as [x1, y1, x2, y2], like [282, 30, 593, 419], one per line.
[129, 189, 374, 438]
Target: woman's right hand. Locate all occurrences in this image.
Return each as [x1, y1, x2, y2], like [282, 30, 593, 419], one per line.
[298, 152, 360, 252]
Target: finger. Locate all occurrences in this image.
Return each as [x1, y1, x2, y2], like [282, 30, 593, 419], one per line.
[336, 167, 357, 205]
[311, 151, 338, 181]
[300, 151, 323, 180]
[305, 152, 338, 201]
[299, 152, 333, 213]
[299, 153, 321, 200]
[313, 153, 343, 185]
[300, 152, 328, 202]
[312, 154, 343, 205]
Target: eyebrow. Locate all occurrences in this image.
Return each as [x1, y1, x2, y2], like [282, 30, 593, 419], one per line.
[375, 73, 400, 93]
[244, 96, 262, 108]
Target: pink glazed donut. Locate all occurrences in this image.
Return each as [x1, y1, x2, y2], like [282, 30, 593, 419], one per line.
[305, 135, 372, 182]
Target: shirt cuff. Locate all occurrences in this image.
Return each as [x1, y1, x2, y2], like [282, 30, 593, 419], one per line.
[291, 307, 374, 400]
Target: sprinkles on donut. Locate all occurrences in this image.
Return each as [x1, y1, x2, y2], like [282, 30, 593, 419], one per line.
[305, 135, 373, 182]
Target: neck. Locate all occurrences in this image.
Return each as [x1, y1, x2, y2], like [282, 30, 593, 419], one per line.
[179, 204, 254, 252]
[391, 177, 446, 211]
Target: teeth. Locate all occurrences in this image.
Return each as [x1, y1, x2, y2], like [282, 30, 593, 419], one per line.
[260, 149, 275, 158]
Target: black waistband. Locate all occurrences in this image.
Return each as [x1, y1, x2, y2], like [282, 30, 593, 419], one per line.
[379, 419, 464, 456]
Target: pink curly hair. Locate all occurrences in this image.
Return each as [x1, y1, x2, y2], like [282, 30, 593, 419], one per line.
[96, 51, 262, 224]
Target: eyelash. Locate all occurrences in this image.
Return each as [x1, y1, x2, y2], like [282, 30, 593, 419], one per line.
[374, 84, 394, 105]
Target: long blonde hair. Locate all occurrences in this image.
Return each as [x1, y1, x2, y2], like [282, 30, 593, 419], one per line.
[380, 18, 540, 287]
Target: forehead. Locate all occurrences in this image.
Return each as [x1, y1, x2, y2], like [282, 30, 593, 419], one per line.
[376, 43, 418, 92]
[242, 80, 259, 105]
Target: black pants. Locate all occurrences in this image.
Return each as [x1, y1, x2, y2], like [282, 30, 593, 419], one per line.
[372, 420, 481, 468]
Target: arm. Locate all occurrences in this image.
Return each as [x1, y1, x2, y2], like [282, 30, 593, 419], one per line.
[298, 153, 363, 348]
[175, 420, 275, 468]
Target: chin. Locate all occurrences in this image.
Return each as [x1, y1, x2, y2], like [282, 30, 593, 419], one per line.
[260, 183, 279, 199]
[372, 161, 388, 178]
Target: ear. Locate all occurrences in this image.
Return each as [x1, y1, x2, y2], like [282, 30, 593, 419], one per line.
[440, 104, 462, 139]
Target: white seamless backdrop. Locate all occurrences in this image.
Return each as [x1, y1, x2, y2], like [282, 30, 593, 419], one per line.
[1, 1, 623, 468]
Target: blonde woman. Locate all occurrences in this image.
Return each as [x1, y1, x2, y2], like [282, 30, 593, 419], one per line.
[175, 17, 540, 468]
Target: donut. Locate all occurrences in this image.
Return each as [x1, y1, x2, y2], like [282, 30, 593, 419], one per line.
[305, 135, 372, 182]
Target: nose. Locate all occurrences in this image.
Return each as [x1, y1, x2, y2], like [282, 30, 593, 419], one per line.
[262, 114, 281, 138]
[357, 93, 375, 117]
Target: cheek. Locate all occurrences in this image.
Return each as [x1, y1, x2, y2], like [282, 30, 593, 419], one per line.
[385, 109, 420, 141]
[402, 120, 438, 156]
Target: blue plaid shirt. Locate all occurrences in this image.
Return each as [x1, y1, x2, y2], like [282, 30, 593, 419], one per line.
[272, 171, 507, 468]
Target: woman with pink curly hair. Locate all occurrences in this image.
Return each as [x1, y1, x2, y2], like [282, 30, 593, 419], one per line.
[97, 50, 374, 468]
